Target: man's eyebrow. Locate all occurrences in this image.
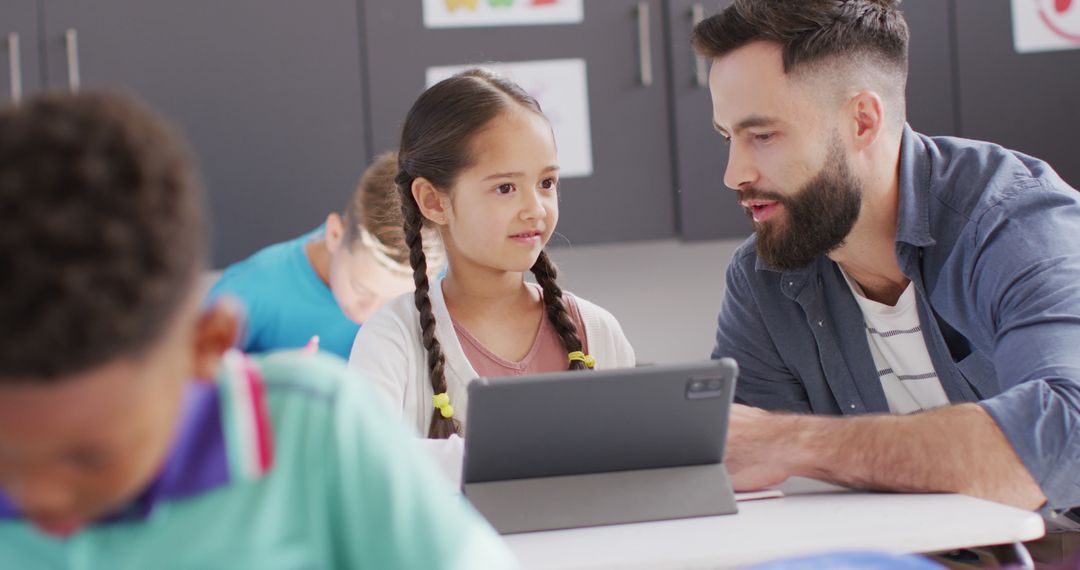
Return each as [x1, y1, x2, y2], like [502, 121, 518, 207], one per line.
[714, 115, 782, 136]
[734, 115, 781, 133]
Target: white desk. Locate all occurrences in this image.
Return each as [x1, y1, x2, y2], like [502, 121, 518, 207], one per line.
[503, 478, 1045, 569]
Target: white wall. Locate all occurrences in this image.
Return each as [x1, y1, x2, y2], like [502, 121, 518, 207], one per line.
[204, 237, 748, 365]
[547, 238, 745, 365]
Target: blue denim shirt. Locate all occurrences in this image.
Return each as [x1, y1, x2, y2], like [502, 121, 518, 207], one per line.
[713, 125, 1080, 510]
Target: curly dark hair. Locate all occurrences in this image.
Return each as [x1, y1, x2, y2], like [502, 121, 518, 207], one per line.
[0, 91, 204, 381]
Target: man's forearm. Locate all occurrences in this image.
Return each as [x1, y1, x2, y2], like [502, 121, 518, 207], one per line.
[777, 404, 1046, 509]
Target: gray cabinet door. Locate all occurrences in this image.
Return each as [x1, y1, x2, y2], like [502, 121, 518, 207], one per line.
[40, 0, 370, 266]
[666, 0, 749, 242]
[670, 0, 959, 242]
[954, 0, 1080, 187]
[904, 0, 959, 136]
[362, 0, 675, 245]
[1, 2, 41, 106]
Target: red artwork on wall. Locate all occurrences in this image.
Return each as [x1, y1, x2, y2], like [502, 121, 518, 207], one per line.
[1038, 0, 1080, 42]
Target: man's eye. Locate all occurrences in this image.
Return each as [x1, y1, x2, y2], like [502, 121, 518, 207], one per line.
[753, 133, 775, 143]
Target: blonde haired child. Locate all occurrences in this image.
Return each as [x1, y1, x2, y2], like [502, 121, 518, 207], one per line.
[209, 151, 443, 358]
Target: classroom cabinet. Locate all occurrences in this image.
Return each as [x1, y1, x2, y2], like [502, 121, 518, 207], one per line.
[361, 0, 677, 245]
[668, 0, 961, 242]
[903, 0, 960, 138]
[665, 0, 750, 242]
[30, 0, 371, 267]
[953, 0, 1080, 188]
[1, 3, 41, 107]
[4, 0, 1077, 265]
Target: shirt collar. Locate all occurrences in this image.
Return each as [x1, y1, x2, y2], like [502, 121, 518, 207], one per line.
[895, 124, 936, 249]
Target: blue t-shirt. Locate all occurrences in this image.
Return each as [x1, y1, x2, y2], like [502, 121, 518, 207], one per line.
[208, 227, 360, 358]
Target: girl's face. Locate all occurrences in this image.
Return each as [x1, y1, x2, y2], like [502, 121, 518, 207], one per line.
[441, 108, 559, 275]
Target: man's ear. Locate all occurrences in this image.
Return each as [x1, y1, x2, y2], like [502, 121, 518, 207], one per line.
[848, 90, 886, 151]
[411, 177, 450, 226]
[324, 212, 346, 254]
[192, 300, 241, 381]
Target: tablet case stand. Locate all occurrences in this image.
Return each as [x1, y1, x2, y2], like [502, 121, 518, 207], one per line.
[463, 462, 737, 534]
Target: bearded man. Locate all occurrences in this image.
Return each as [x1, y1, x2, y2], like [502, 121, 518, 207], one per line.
[700, 1, 1080, 561]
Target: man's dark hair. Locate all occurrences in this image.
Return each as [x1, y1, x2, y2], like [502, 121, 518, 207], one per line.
[693, 0, 910, 125]
[0, 91, 205, 381]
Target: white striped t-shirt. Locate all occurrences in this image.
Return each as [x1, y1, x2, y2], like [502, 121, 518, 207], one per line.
[840, 270, 950, 414]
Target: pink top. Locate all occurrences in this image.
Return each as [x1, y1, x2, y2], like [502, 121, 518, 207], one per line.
[453, 291, 590, 378]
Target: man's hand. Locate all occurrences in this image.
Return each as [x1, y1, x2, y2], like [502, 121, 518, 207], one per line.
[725, 403, 799, 491]
[724, 402, 1047, 509]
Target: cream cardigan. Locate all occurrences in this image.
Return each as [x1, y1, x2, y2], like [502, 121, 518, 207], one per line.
[348, 278, 636, 436]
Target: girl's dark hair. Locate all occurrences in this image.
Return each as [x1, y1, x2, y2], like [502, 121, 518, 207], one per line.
[396, 68, 588, 439]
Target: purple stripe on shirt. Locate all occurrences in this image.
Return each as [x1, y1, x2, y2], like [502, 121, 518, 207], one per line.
[0, 487, 16, 518]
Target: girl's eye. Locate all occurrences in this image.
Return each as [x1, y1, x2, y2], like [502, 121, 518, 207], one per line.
[540, 178, 557, 190]
[496, 183, 514, 195]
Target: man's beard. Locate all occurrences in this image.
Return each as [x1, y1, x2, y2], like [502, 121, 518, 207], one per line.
[741, 140, 862, 271]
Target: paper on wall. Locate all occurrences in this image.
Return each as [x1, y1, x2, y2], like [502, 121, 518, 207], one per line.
[426, 58, 595, 178]
[423, 0, 583, 29]
[1012, 0, 1080, 53]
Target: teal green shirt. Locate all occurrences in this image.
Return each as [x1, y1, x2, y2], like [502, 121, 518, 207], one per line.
[0, 352, 517, 569]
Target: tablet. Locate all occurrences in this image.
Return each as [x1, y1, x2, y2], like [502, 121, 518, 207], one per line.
[462, 359, 739, 533]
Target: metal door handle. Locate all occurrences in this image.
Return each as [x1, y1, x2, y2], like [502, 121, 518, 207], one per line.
[7, 33, 21, 104]
[637, 2, 653, 87]
[65, 28, 80, 93]
[692, 4, 708, 88]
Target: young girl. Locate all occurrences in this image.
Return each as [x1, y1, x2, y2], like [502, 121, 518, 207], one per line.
[349, 69, 636, 438]
[209, 152, 443, 359]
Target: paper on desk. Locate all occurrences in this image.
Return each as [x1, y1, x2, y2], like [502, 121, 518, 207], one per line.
[735, 489, 784, 502]
[418, 434, 465, 490]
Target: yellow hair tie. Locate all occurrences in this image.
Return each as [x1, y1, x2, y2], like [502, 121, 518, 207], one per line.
[568, 351, 596, 369]
[432, 392, 454, 419]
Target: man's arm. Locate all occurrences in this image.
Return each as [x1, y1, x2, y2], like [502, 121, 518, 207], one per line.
[726, 402, 1047, 509]
[714, 253, 812, 412]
